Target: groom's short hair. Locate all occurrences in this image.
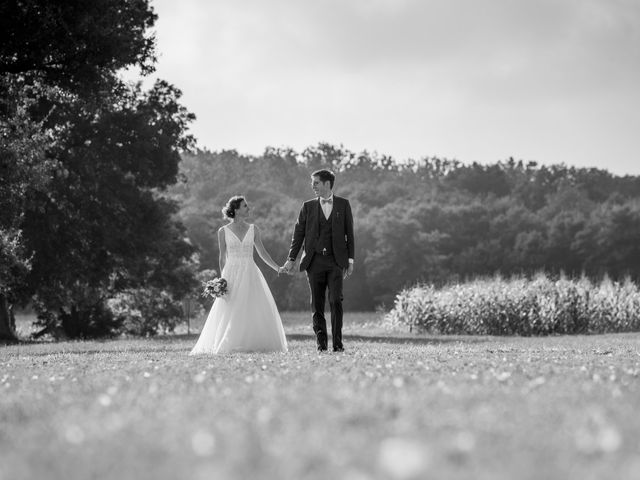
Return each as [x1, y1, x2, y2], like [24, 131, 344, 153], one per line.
[311, 169, 335, 189]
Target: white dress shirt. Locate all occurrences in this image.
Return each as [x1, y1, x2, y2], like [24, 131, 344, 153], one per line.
[319, 194, 333, 219]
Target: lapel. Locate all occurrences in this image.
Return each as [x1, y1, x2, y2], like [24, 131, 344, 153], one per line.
[331, 196, 340, 227]
[309, 199, 320, 233]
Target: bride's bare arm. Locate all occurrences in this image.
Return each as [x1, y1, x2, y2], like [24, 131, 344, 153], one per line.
[217, 228, 227, 273]
[253, 225, 281, 273]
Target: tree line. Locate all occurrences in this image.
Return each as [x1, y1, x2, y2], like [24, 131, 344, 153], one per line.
[173, 145, 640, 310]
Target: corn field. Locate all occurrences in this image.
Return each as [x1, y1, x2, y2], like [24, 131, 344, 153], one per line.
[386, 274, 640, 335]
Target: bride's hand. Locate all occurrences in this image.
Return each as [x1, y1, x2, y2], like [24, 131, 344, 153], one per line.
[277, 266, 291, 276]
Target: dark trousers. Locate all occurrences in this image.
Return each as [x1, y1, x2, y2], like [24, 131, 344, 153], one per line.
[306, 254, 344, 350]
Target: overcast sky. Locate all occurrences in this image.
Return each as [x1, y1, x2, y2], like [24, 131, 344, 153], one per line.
[137, 0, 640, 176]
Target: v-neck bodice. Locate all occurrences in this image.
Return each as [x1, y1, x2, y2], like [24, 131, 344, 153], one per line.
[224, 224, 254, 262]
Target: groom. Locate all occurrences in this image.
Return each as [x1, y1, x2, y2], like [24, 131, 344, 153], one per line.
[283, 169, 355, 352]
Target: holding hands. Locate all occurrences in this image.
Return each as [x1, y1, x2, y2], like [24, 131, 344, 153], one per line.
[279, 259, 295, 275]
[279, 259, 353, 278]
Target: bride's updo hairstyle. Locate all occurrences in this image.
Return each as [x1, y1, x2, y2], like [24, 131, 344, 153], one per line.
[222, 195, 245, 219]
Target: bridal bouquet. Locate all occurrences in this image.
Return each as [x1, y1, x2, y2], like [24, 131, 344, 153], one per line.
[202, 277, 228, 298]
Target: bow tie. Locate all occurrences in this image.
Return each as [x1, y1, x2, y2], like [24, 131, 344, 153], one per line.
[320, 198, 333, 205]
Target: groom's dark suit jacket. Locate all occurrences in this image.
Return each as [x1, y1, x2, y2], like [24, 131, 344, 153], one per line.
[288, 196, 355, 271]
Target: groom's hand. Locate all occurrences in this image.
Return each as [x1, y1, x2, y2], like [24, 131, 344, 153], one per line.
[344, 264, 354, 279]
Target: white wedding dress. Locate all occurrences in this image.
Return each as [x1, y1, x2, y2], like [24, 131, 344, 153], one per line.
[190, 224, 288, 354]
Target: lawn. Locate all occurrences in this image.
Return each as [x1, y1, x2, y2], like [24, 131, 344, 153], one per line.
[2, 312, 640, 480]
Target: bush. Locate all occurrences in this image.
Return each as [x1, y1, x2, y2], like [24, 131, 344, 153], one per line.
[386, 273, 640, 335]
[107, 288, 185, 336]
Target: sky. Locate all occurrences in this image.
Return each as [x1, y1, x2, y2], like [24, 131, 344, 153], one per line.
[132, 0, 640, 176]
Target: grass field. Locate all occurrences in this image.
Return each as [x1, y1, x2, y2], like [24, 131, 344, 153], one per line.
[2, 312, 640, 480]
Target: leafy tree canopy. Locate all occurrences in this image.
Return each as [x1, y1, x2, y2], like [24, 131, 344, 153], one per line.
[1, 0, 196, 340]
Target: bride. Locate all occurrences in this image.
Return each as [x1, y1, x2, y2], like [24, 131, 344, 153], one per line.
[190, 196, 288, 354]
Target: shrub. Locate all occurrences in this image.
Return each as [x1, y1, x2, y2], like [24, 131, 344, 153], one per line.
[386, 273, 640, 335]
[107, 288, 185, 336]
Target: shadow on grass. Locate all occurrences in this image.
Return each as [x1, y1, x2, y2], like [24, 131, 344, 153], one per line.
[3, 331, 492, 357]
[3, 344, 190, 357]
[156, 332, 492, 346]
[285, 332, 492, 345]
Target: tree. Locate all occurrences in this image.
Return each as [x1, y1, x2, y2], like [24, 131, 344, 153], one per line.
[1, 1, 196, 339]
[0, 80, 56, 342]
[0, 0, 156, 87]
[20, 79, 196, 338]
[574, 200, 640, 278]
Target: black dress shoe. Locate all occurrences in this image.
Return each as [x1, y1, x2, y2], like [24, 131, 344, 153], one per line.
[333, 346, 344, 352]
[317, 346, 328, 352]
